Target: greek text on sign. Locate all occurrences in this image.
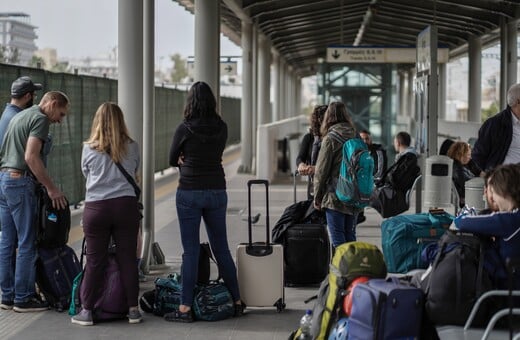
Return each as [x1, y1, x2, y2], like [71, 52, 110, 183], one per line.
[326, 46, 448, 64]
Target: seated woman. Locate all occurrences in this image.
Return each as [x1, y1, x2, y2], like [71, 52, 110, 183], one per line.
[454, 164, 520, 290]
[447, 141, 475, 208]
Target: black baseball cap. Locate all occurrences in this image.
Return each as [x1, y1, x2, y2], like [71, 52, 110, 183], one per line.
[11, 76, 43, 97]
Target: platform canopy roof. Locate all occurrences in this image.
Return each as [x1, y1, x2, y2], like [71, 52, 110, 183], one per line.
[174, 0, 520, 77]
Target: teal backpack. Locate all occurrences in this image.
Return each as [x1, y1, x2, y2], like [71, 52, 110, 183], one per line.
[330, 133, 375, 208]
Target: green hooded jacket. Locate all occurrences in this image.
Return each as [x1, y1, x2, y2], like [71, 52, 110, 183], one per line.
[313, 122, 359, 215]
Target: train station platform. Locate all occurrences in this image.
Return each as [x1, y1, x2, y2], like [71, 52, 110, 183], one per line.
[0, 146, 385, 340]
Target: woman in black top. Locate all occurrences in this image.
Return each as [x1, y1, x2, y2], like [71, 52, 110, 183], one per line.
[168, 81, 243, 322]
[295, 104, 327, 198]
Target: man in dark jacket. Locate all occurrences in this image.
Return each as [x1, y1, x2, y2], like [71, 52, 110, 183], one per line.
[472, 83, 520, 172]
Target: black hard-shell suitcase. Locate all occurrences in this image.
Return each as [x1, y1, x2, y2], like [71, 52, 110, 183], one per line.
[274, 175, 330, 286]
[284, 222, 330, 286]
[36, 245, 81, 311]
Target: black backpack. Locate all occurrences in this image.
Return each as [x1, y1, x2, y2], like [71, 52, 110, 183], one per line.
[420, 231, 492, 326]
[36, 185, 71, 249]
[382, 153, 420, 192]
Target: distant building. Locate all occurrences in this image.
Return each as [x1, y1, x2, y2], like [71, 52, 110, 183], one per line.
[65, 47, 118, 78]
[34, 48, 57, 69]
[0, 12, 38, 65]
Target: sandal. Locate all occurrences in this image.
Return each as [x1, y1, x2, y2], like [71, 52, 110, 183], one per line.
[164, 309, 194, 323]
[234, 301, 246, 317]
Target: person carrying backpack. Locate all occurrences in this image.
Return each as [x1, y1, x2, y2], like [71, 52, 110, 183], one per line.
[313, 102, 359, 248]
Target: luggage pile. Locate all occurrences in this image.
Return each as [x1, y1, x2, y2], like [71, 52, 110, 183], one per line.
[290, 241, 426, 340]
[35, 188, 79, 312]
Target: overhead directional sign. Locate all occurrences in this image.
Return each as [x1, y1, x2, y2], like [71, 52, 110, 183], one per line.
[221, 61, 237, 76]
[187, 60, 238, 77]
[326, 46, 449, 64]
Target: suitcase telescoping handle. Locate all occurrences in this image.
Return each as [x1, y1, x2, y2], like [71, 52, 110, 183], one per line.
[247, 179, 270, 246]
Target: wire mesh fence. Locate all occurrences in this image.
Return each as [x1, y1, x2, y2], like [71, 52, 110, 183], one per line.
[0, 64, 241, 206]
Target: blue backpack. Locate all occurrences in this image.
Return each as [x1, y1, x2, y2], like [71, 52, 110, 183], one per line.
[330, 133, 375, 208]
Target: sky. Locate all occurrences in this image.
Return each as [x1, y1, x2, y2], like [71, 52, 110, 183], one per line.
[0, 0, 242, 70]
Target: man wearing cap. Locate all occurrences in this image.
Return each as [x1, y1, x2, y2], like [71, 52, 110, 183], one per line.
[0, 91, 69, 312]
[0, 76, 43, 147]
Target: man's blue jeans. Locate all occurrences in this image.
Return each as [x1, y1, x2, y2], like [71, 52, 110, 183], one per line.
[324, 208, 357, 247]
[176, 189, 240, 306]
[0, 172, 37, 303]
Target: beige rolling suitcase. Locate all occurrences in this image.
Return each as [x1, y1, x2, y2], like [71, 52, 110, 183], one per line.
[236, 179, 285, 311]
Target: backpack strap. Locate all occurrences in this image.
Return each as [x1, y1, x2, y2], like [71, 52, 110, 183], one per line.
[328, 130, 346, 145]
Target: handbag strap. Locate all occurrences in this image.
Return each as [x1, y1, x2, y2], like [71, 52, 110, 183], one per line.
[201, 242, 222, 281]
[114, 161, 141, 199]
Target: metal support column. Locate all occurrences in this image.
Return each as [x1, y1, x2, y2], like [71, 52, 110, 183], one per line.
[141, 0, 156, 272]
[257, 34, 271, 125]
[500, 17, 508, 108]
[272, 50, 280, 122]
[118, 0, 143, 147]
[427, 27, 438, 157]
[295, 76, 301, 115]
[195, 0, 220, 103]
[506, 19, 518, 88]
[438, 63, 447, 120]
[468, 35, 482, 123]
[407, 69, 414, 118]
[398, 71, 406, 116]
[279, 58, 286, 119]
[286, 66, 293, 117]
[238, 21, 253, 174]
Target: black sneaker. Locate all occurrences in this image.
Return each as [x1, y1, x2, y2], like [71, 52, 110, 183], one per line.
[13, 297, 49, 313]
[0, 300, 14, 310]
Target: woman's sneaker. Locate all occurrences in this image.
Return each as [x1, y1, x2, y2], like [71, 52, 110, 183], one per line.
[128, 309, 142, 324]
[0, 300, 14, 310]
[13, 297, 49, 313]
[71, 309, 94, 326]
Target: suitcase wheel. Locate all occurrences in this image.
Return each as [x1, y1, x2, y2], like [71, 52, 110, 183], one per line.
[275, 299, 285, 312]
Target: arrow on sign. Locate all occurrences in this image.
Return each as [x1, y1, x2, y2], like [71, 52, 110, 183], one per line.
[225, 65, 233, 73]
[332, 50, 340, 59]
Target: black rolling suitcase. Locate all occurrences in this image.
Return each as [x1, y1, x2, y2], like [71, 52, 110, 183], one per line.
[284, 219, 329, 286]
[273, 175, 330, 286]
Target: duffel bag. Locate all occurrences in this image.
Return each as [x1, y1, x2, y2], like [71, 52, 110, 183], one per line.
[193, 280, 234, 321]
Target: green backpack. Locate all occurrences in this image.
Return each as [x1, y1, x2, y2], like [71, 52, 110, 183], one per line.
[153, 273, 182, 316]
[309, 241, 387, 340]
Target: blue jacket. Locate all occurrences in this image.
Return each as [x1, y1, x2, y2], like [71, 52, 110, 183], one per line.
[472, 107, 512, 171]
[454, 210, 520, 289]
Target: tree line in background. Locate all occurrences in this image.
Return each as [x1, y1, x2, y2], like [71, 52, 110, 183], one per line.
[0, 45, 19, 64]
